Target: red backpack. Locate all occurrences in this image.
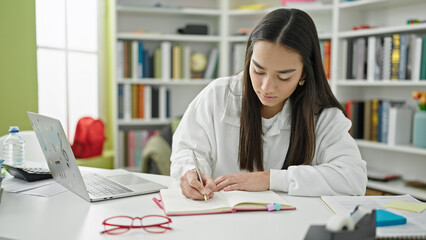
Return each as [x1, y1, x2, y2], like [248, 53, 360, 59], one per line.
[71, 117, 105, 158]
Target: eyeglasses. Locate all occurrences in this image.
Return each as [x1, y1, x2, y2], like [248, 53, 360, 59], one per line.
[101, 215, 172, 235]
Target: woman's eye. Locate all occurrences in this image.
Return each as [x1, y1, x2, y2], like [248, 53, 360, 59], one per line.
[278, 77, 290, 81]
[254, 69, 264, 75]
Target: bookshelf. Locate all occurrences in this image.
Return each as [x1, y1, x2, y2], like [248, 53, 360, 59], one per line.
[332, 0, 426, 199]
[113, 0, 426, 198]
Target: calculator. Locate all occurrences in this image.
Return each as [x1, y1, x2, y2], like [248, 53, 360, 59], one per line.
[1, 163, 52, 182]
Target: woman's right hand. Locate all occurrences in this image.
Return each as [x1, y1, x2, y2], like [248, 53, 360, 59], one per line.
[180, 169, 216, 200]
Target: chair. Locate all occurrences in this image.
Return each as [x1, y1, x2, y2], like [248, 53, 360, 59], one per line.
[141, 118, 181, 176]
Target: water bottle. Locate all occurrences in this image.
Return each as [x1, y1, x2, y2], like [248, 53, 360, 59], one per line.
[2, 126, 25, 166]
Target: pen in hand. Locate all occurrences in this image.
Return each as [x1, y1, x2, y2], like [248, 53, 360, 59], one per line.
[192, 149, 208, 202]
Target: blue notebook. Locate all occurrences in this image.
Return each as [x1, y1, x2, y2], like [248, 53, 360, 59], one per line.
[376, 209, 406, 227]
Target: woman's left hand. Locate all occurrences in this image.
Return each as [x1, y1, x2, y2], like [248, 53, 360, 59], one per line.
[214, 171, 270, 192]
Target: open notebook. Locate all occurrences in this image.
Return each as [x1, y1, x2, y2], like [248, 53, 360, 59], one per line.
[154, 188, 295, 216]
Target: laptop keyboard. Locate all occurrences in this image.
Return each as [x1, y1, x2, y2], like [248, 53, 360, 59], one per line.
[83, 174, 133, 198]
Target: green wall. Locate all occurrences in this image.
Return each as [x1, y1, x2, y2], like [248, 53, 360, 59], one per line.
[0, 0, 38, 136]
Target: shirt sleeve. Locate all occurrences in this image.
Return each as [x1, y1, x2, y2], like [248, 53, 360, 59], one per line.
[270, 108, 367, 196]
[169, 88, 216, 185]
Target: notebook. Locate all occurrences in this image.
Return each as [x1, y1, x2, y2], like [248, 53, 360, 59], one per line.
[321, 194, 426, 239]
[27, 112, 166, 202]
[154, 188, 295, 216]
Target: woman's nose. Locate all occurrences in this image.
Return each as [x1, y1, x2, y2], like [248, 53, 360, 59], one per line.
[261, 75, 275, 93]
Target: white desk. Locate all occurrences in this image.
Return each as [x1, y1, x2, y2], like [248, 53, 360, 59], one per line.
[0, 170, 333, 240]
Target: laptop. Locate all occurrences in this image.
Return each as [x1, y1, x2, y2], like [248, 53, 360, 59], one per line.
[27, 112, 166, 202]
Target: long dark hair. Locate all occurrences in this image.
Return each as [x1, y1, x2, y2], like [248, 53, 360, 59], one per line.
[238, 8, 345, 171]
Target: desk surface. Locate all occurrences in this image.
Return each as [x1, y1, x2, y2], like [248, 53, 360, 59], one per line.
[0, 169, 333, 240]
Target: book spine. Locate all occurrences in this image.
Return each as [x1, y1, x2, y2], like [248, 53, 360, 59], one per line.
[118, 84, 123, 119]
[346, 39, 353, 79]
[382, 36, 392, 80]
[356, 38, 366, 80]
[116, 41, 124, 79]
[131, 84, 138, 118]
[420, 35, 426, 80]
[391, 34, 400, 80]
[154, 48, 162, 79]
[375, 37, 383, 81]
[132, 41, 139, 80]
[363, 100, 372, 140]
[159, 86, 167, 120]
[367, 36, 376, 81]
[380, 100, 390, 143]
[412, 37, 422, 81]
[137, 84, 145, 119]
[398, 34, 408, 80]
[123, 84, 131, 120]
[323, 40, 331, 80]
[371, 99, 380, 142]
[138, 41, 144, 79]
[204, 48, 218, 79]
[161, 41, 171, 80]
[144, 85, 152, 121]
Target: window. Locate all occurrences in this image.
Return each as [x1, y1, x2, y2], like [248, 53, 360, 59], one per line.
[35, 0, 100, 143]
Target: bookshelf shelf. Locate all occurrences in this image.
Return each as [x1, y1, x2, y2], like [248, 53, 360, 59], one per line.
[117, 119, 171, 127]
[339, 0, 425, 11]
[117, 79, 213, 86]
[116, 5, 220, 16]
[336, 80, 426, 87]
[368, 179, 426, 201]
[356, 139, 426, 156]
[338, 0, 386, 9]
[117, 33, 221, 42]
[338, 23, 426, 38]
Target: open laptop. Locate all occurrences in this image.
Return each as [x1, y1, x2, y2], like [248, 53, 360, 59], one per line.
[27, 112, 165, 202]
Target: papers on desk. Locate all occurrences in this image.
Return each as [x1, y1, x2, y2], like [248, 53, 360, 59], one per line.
[321, 194, 426, 239]
[1, 174, 67, 197]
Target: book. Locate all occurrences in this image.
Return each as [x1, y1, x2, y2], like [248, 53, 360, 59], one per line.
[408, 35, 422, 81]
[387, 106, 413, 145]
[367, 36, 376, 81]
[157, 188, 295, 216]
[323, 40, 331, 79]
[390, 34, 400, 80]
[398, 34, 408, 80]
[204, 48, 218, 79]
[382, 36, 392, 80]
[321, 194, 426, 239]
[161, 41, 172, 80]
[420, 35, 426, 80]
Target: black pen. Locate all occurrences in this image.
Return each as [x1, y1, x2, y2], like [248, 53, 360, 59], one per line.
[192, 149, 208, 201]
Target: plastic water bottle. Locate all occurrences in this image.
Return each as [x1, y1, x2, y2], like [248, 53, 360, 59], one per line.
[2, 126, 25, 166]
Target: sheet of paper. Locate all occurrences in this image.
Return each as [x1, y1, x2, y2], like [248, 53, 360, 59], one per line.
[1, 175, 55, 193]
[385, 200, 426, 213]
[22, 182, 68, 197]
[321, 194, 426, 238]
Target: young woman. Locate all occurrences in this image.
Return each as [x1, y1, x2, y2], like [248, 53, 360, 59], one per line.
[170, 8, 367, 200]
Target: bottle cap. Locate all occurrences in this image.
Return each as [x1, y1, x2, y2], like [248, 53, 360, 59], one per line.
[8, 126, 20, 133]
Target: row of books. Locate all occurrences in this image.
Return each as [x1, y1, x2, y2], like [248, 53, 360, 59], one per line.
[120, 129, 160, 168]
[232, 40, 331, 79]
[343, 99, 413, 145]
[117, 84, 170, 120]
[345, 34, 426, 81]
[117, 40, 219, 80]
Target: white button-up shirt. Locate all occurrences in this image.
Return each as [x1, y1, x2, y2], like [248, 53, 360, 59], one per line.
[170, 74, 367, 196]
